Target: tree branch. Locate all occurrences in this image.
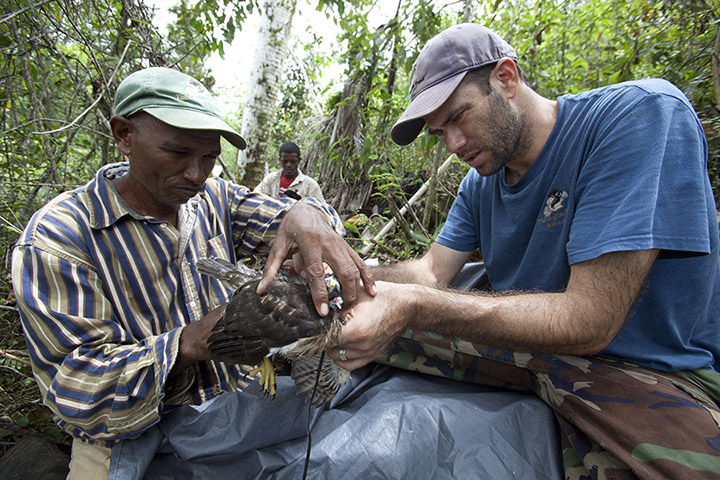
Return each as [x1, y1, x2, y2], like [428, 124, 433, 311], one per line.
[0, 0, 55, 25]
[32, 40, 132, 135]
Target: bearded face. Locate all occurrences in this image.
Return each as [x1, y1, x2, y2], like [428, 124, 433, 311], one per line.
[424, 81, 531, 178]
[461, 89, 530, 176]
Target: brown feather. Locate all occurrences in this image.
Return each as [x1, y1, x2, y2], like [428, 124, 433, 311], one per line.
[198, 257, 349, 405]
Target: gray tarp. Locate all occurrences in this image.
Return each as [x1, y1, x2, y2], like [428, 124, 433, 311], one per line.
[109, 364, 562, 479]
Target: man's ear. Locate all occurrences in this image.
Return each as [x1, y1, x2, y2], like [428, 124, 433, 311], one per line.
[491, 58, 520, 99]
[110, 115, 133, 156]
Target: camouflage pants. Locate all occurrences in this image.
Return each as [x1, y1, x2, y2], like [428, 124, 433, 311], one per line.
[376, 330, 720, 480]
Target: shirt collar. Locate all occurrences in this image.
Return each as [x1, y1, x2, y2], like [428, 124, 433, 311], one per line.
[87, 162, 202, 229]
[85, 162, 133, 229]
[283, 168, 305, 182]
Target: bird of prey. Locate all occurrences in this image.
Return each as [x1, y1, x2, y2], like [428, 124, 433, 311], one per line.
[195, 257, 350, 407]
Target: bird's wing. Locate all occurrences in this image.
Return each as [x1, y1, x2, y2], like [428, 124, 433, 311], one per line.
[198, 257, 346, 404]
[207, 278, 332, 361]
[291, 354, 351, 407]
[196, 257, 260, 288]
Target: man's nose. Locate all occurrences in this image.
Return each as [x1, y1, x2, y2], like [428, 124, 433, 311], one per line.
[184, 158, 211, 184]
[443, 129, 467, 154]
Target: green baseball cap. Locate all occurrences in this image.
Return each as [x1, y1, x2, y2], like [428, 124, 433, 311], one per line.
[113, 67, 246, 150]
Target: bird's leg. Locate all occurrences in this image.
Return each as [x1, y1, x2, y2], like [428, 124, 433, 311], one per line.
[248, 357, 277, 396]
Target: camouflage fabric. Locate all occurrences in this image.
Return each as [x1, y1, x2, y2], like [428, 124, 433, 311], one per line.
[376, 330, 720, 479]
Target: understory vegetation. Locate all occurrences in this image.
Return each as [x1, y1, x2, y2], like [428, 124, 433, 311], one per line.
[1, 0, 718, 457]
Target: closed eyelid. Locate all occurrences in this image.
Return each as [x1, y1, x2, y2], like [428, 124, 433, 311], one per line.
[429, 109, 465, 134]
[448, 108, 467, 124]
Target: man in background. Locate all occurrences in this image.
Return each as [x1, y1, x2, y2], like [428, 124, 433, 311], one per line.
[254, 141, 325, 201]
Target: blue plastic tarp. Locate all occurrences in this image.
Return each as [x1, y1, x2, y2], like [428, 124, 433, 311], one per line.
[109, 364, 562, 479]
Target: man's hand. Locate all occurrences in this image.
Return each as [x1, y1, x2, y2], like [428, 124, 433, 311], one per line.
[259, 202, 376, 316]
[172, 303, 262, 376]
[171, 304, 226, 376]
[328, 281, 411, 370]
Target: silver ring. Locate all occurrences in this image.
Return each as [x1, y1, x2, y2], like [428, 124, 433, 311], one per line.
[339, 348, 348, 361]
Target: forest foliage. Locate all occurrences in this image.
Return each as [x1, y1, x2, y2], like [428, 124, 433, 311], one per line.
[0, 0, 718, 455]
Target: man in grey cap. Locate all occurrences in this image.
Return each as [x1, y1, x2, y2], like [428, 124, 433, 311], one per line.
[12, 67, 374, 477]
[330, 23, 720, 478]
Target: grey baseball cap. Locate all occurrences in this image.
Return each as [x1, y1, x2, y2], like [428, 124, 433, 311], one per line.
[391, 24, 518, 146]
[113, 67, 246, 150]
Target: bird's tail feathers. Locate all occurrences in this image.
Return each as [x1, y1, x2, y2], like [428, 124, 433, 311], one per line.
[290, 317, 342, 358]
[291, 354, 350, 407]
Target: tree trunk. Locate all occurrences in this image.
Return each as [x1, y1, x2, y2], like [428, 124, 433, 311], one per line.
[235, 0, 296, 187]
[422, 141, 444, 230]
[713, 23, 720, 109]
[462, 0, 475, 22]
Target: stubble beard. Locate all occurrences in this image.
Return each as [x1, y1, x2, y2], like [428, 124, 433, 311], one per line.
[472, 91, 531, 177]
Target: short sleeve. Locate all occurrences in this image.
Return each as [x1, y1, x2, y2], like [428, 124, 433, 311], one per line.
[436, 170, 482, 252]
[567, 89, 710, 264]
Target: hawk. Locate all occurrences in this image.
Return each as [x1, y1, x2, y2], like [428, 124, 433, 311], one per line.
[196, 257, 350, 407]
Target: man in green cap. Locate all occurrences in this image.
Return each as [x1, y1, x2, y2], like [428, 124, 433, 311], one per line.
[11, 67, 374, 478]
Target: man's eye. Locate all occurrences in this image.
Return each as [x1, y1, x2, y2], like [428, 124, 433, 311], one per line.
[452, 112, 463, 122]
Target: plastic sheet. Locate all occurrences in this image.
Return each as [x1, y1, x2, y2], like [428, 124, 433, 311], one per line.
[109, 364, 562, 479]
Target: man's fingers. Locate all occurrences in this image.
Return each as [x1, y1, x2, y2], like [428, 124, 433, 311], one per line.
[258, 236, 291, 295]
[354, 255, 376, 297]
[308, 281, 330, 316]
[290, 253, 306, 276]
[301, 259, 329, 316]
[322, 244, 372, 307]
[331, 263, 358, 307]
[331, 247, 376, 306]
[327, 346, 375, 371]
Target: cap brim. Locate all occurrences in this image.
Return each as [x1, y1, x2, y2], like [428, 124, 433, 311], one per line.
[391, 72, 467, 146]
[144, 108, 247, 150]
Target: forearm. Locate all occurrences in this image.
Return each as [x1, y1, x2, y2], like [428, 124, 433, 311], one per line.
[399, 284, 616, 355]
[372, 243, 474, 287]
[372, 258, 437, 285]
[231, 191, 344, 257]
[393, 249, 658, 354]
[12, 251, 177, 441]
[337, 250, 658, 369]
[25, 325, 180, 442]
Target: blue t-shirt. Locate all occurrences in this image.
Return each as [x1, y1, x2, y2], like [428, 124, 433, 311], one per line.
[436, 79, 720, 372]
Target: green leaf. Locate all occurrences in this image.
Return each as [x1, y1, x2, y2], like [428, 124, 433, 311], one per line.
[342, 221, 361, 237]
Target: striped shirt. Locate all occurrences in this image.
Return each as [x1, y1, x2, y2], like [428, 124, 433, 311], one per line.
[11, 162, 343, 445]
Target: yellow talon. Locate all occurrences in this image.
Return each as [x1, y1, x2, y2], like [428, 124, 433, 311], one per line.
[248, 357, 277, 396]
